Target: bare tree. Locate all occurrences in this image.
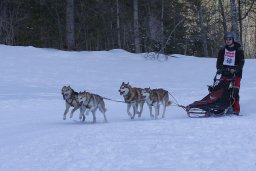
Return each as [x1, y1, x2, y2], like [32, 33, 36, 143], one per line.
[255, 19, 256, 57]
[238, 0, 243, 43]
[133, 0, 140, 53]
[116, 0, 121, 48]
[0, 1, 24, 45]
[1, 0, 255, 56]
[160, 0, 164, 52]
[66, 0, 75, 50]
[218, 0, 227, 34]
[198, 4, 208, 56]
[238, 0, 255, 47]
[230, 0, 240, 43]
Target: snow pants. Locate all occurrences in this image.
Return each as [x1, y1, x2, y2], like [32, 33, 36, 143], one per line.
[221, 76, 241, 113]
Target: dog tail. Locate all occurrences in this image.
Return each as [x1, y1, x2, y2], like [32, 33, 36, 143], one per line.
[103, 106, 107, 113]
[99, 102, 107, 113]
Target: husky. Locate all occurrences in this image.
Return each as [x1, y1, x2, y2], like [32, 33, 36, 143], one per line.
[61, 85, 85, 121]
[118, 82, 145, 119]
[142, 88, 171, 119]
[77, 91, 107, 123]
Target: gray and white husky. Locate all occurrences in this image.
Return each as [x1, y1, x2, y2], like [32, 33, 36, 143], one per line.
[77, 91, 107, 123]
[61, 85, 85, 121]
[142, 88, 171, 119]
[118, 82, 145, 119]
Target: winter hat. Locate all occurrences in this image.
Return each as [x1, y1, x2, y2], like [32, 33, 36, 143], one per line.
[224, 32, 235, 41]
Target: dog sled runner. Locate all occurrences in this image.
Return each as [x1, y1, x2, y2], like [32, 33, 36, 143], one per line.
[184, 70, 236, 118]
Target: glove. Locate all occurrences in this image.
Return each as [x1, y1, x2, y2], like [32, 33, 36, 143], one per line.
[216, 69, 222, 74]
[229, 68, 236, 74]
[208, 85, 213, 92]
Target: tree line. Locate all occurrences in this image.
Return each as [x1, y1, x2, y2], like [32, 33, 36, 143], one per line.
[0, 0, 255, 57]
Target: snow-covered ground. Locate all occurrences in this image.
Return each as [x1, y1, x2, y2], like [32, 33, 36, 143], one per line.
[0, 45, 256, 171]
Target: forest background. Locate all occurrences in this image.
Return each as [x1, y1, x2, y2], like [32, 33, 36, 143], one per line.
[0, 0, 255, 57]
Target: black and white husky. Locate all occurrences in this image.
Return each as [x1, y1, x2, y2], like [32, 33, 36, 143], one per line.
[61, 85, 85, 121]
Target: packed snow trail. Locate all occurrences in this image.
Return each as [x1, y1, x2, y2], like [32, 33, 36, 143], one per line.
[0, 45, 256, 171]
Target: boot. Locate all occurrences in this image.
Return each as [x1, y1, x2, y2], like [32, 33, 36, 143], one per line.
[232, 100, 240, 115]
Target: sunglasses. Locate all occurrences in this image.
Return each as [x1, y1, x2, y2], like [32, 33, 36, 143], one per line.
[225, 38, 233, 41]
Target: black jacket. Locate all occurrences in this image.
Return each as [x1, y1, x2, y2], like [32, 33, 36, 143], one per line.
[216, 42, 245, 78]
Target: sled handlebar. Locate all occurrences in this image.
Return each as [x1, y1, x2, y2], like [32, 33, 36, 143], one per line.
[214, 69, 236, 83]
[214, 75, 235, 81]
[216, 68, 237, 75]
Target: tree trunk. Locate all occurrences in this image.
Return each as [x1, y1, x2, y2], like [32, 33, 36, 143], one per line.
[238, 0, 243, 44]
[116, 0, 121, 48]
[218, 0, 227, 34]
[133, 0, 140, 53]
[53, 5, 64, 49]
[198, 4, 208, 57]
[66, 0, 75, 50]
[0, 0, 19, 45]
[160, 0, 164, 53]
[255, 19, 256, 58]
[230, 0, 240, 43]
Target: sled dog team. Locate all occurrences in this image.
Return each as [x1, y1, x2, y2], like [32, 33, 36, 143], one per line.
[61, 82, 172, 123]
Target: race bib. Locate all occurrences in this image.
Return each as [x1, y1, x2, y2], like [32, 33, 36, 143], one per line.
[223, 49, 236, 66]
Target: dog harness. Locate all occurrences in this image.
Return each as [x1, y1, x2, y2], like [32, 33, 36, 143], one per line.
[82, 93, 104, 109]
[82, 94, 93, 109]
[66, 91, 80, 107]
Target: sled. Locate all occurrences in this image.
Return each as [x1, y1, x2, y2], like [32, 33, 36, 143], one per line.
[185, 69, 236, 118]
